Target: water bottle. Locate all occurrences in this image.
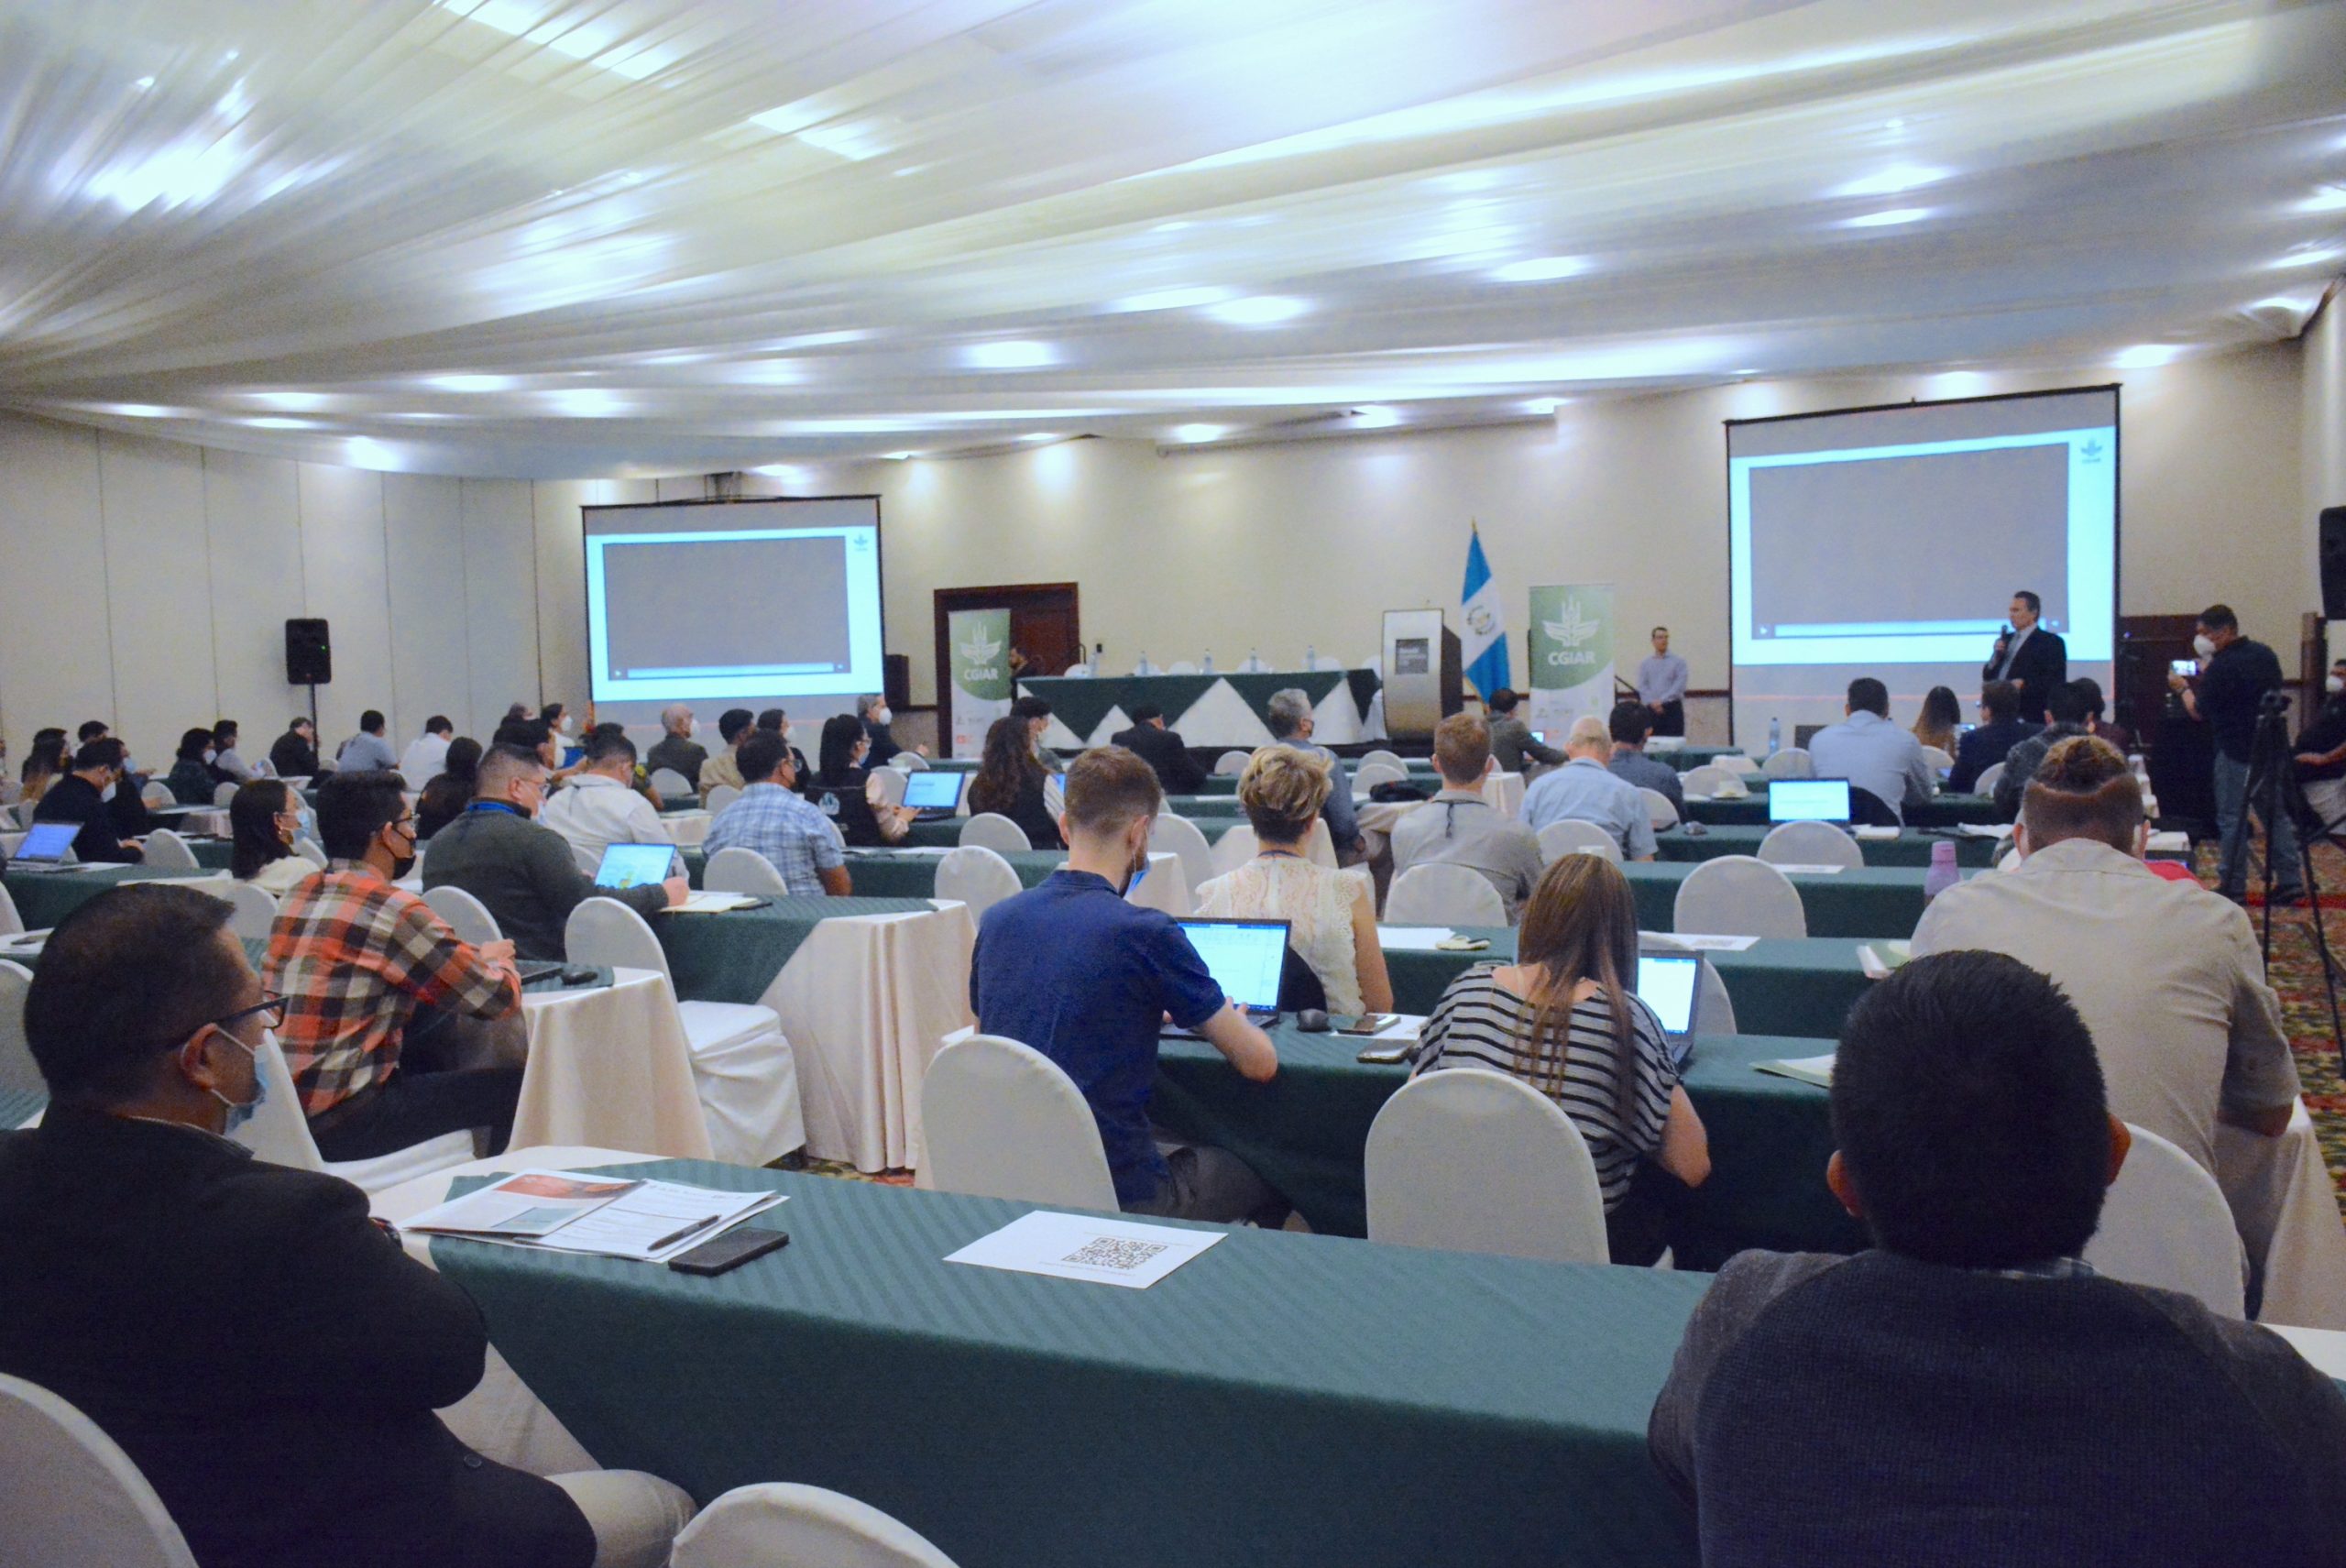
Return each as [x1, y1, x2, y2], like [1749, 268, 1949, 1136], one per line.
[1306, 642, 1317, 671]
[1136, 649, 1151, 675]
[1248, 645, 1260, 673]
[1092, 641, 1104, 672]
[1767, 718, 1781, 757]
[1924, 840, 1960, 904]
[1202, 649, 1215, 674]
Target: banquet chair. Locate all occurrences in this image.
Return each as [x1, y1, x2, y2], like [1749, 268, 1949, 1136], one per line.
[564, 900, 804, 1166]
[1920, 745, 1956, 771]
[958, 813, 1031, 855]
[212, 782, 239, 807]
[10, 802, 34, 828]
[1365, 1067, 1608, 1264]
[1208, 823, 1260, 879]
[1061, 663, 1092, 678]
[0, 961, 39, 1097]
[1148, 813, 1216, 894]
[868, 767, 907, 808]
[1360, 749, 1408, 774]
[0, 1374, 196, 1568]
[292, 836, 329, 869]
[1640, 788, 1680, 829]
[2082, 1123, 2248, 1318]
[139, 829, 202, 873]
[704, 847, 788, 894]
[1758, 821, 1864, 870]
[671, 1483, 960, 1568]
[1536, 819, 1622, 865]
[1682, 764, 1737, 796]
[1352, 762, 1405, 795]
[138, 780, 175, 810]
[1384, 864, 1506, 927]
[568, 841, 602, 876]
[422, 885, 503, 946]
[893, 751, 930, 771]
[921, 1034, 1117, 1211]
[1760, 748, 1814, 781]
[705, 784, 743, 815]
[0, 881, 21, 938]
[1694, 959, 1738, 1035]
[236, 1035, 476, 1192]
[1212, 751, 1253, 776]
[1673, 856, 1807, 939]
[933, 847, 1023, 921]
[222, 881, 280, 943]
[1974, 762, 2008, 798]
[650, 767, 695, 799]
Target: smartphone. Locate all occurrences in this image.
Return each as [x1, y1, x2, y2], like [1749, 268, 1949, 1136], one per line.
[667, 1227, 789, 1276]
[2170, 659, 2198, 677]
[1330, 1014, 1400, 1036]
[1357, 1038, 1418, 1066]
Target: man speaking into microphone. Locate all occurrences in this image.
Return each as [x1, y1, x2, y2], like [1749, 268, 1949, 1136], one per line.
[1982, 589, 2067, 725]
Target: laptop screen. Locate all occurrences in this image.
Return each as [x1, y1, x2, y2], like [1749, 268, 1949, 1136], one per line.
[595, 843, 674, 890]
[900, 771, 964, 811]
[1769, 778, 1852, 823]
[1175, 918, 1290, 1013]
[12, 821, 78, 862]
[1636, 954, 1703, 1036]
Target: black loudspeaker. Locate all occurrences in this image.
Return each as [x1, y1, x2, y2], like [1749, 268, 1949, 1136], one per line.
[285, 619, 332, 685]
[2321, 507, 2346, 618]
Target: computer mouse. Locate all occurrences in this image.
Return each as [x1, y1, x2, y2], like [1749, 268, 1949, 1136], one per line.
[1296, 1008, 1332, 1033]
[1683, 821, 1706, 837]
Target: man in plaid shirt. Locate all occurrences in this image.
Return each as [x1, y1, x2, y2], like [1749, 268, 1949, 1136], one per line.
[703, 729, 851, 896]
[264, 771, 524, 1161]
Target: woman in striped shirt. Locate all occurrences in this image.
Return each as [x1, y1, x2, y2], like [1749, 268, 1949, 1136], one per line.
[1413, 852, 1710, 1263]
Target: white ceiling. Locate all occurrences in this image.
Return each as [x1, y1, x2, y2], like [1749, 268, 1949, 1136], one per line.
[1, 0, 2341, 477]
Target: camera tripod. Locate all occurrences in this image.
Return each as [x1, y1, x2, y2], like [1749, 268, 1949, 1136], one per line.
[2243, 690, 2345, 1059]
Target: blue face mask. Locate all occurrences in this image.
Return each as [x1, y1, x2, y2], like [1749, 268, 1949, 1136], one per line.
[210, 1032, 267, 1135]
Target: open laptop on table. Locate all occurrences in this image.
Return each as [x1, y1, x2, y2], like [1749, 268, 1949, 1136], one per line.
[594, 842, 677, 891]
[7, 821, 84, 872]
[1635, 951, 1705, 1065]
[1162, 916, 1290, 1037]
[900, 769, 966, 819]
[1767, 777, 1852, 826]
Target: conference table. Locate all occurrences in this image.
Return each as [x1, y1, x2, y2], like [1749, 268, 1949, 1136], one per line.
[1017, 666, 1385, 751]
[2, 863, 233, 928]
[1684, 784, 2001, 828]
[421, 1157, 1709, 1568]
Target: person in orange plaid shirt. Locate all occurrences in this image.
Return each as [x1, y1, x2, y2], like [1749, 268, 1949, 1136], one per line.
[264, 771, 524, 1161]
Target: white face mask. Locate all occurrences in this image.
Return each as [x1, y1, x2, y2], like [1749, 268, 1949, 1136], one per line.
[100, 780, 116, 802]
[872, 707, 892, 728]
[2329, 675, 2343, 696]
[686, 719, 701, 740]
[2193, 633, 2217, 659]
[556, 716, 574, 735]
[202, 749, 216, 764]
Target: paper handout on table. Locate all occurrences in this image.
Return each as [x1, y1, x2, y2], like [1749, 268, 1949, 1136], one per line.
[1376, 926, 1461, 950]
[403, 1168, 784, 1262]
[1857, 940, 1913, 981]
[662, 893, 764, 915]
[1754, 1054, 1836, 1088]
[1954, 823, 2016, 839]
[1851, 825, 1899, 840]
[1657, 933, 1761, 952]
[945, 1211, 1225, 1289]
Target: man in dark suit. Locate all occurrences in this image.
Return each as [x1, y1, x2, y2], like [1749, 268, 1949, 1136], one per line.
[1111, 705, 1206, 795]
[32, 737, 144, 862]
[0, 883, 692, 1568]
[1982, 587, 2068, 724]
[1946, 680, 2033, 794]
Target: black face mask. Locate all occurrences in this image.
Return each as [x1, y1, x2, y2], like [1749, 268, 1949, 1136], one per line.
[384, 826, 417, 880]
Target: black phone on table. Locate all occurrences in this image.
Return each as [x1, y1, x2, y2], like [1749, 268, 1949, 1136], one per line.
[667, 1227, 789, 1276]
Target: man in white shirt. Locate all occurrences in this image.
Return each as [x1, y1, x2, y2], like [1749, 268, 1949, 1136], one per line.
[399, 715, 454, 785]
[336, 710, 400, 773]
[1908, 734, 2297, 1176]
[1807, 677, 1935, 824]
[1636, 626, 1691, 737]
[1520, 716, 1657, 860]
[539, 729, 672, 870]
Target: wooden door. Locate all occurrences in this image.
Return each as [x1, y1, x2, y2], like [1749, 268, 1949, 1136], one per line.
[932, 583, 1081, 705]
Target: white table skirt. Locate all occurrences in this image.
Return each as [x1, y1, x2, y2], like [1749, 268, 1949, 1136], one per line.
[510, 970, 715, 1160]
[2216, 1101, 2346, 1330]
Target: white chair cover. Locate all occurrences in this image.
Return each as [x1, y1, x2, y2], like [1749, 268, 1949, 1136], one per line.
[1758, 821, 1864, 870]
[567, 840, 602, 876]
[648, 767, 694, 797]
[1365, 1067, 1608, 1264]
[0, 1374, 197, 1568]
[236, 1036, 477, 1190]
[422, 884, 503, 946]
[671, 1483, 960, 1568]
[1307, 653, 1344, 672]
[0, 961, 39, 1097]
[1673, 855, 1807, 938]
[13, 802, 38, 828]
[292, 836, 328, 867]
[1975, 762, 2007, 797]
[139, 828, 201, 872]
[958, 813, 1031, 855]
[1385, 864, 1506, 927]
[1921, 745, 1956, 770]
[1165, 660, 1200, 674]
[867, 768, 906, 808]
[1760, 747, 1814, 781]
[921, 1034, 1118, 1211]
[1352, 762, 1405, 794]
[1640, 788, 1680, 829]
[1682, 764, 1736, 796]
[894, 751, 930, 771]
[1213, 751, 1253, 776]
[1148, 814, 1216, 895]
[1061, 663, 1092, 678]
[223, 881, 280, 942]
[1209, 822, 1260, 878]
[0, 881, 21, 938]
[934, 847, 1023, 921]
[211, 781, 239, 807]
[1360, 750, 1408, 774]
[705, 783, 743, 815]
[703, 847, 788, 894]
[1536, 819, 1622, 865]
[564, 900, 804, 1165]
[1694, 958, 1738, 1035]
[2084, 1124, 2249, 1317]
[139, 780, 175, 809]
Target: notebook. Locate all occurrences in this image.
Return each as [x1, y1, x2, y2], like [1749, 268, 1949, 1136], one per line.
[1162, 916, 1289, 1036]
[1768, 777, 1852, 825]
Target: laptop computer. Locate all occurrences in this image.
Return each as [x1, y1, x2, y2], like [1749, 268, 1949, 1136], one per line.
[900, 769, 966, 818]
[1768, 777, 1853, 826]
[1636, 952, 1704, 1064]
[1161, 916, 1290, 1037]
[8, 821, 82, 872]
[594, 842, 677, 890]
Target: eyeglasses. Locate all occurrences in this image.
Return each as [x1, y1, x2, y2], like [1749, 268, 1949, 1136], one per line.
[212, 994, 289, 1032]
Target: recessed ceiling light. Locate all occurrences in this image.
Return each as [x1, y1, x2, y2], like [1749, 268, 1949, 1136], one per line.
[2111, 344, 2181, 368]
[962, 340, 1059, 369]
[245, 416, 315, 430]
[343, 437, 398, 471]
[426, 373, 518, 393]
[1170, 423, 1225, 444]
[2267, 243, 2346, 269]
[1490, 256, 1589, 283]
[101, 403, 170, 418]
[1202, 295, 1309, 326]
[1836, 165, 1948, 198]
[253, 389, 331, 411]
[882, 451, 915, 461]
[543, 388, 630, 416]
[1020, 433, 1058, 444]
[1841, 208, 1931, 228]
[1353, 406, 1401, 428]
[2299, 186, 2346, 214]
[1111, 285, 1234, 313]
[133, 75, 154, 90]
[1525, 400, 1560, 416]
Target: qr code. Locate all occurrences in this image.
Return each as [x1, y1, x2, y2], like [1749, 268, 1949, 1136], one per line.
[1063, 1236, 1168, 1271]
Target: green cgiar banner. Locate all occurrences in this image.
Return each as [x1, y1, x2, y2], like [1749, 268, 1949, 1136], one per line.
[947, 607, 1014, 759]
[1526, 583, 1616, 743]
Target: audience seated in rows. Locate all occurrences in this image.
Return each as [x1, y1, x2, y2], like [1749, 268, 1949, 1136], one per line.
[1911, 735, 2297, 1177]
[399, 714, 454, 786]
[1948, 680, 2028, 793]
[1648, 949, 2346, 1564]
[703, 729, 852, 896]
[1991, 679, 2094, 821]
[754, 707, 815, 792]
[1413, 853, 1709, 1264]
[335, 708, 400, 774]
[1606, 701, 1683, 811]
[1010, 694, 1064, 772]
[858, 691, 926, 767]
[969, 714, 1066, 850]
[415, 736, 483, 840]
[1911, 684, 1962, 756]
[17, 727, 68, 806]
[35, 737, 144, 863]
[1809, 677, 1934, 824]
[809, 713, 917, 847]
[231, 779, 316, 894]
[1265, 686, 1364, 861]
[1485, 687, 1563, 774]
[1388, 712, 1544, 922]
[1112, 703, 1207, 794]
[0, 882, 694, 1568]
[165, 726, 220, 806]
[972, 746, 1288, 1224]
[1522, 717, 1656, 859]
[696, 707, 756, 799]
[541, 728, 672, 867]
[1197, 745, 1393, 1015]
[425, 743, 684, 959]
[268, 715, 322, 779]
[2075, 674, 2132, 755]
[211, 718, 258, 784]
[645, 703, 707, 784]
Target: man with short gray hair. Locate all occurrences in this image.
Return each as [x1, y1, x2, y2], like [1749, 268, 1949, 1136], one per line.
[1521, 715, 1657, 859]
[1265, 687, 1362, 861]
[645, 704, 707, 785]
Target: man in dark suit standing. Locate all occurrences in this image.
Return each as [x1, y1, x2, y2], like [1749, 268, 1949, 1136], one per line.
[1111, 705, 1206, 795]
[1947, 681, 2034, 795]
[0, 883, 692, 1568]
[1982, 588, 2068, 724]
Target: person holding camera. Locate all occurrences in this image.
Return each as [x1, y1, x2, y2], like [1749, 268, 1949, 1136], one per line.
[2169, 603, 2304, 905]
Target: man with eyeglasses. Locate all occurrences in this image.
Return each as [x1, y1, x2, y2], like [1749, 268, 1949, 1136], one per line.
[0, 882, 694, 1567]
[265, 770, 528, 1160]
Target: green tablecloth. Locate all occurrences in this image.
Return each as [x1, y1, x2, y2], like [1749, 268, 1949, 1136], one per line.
[843, 850, 1064, 899]
[1, 864, 220, 928]
[1623, 861, 1928, 938]
[653, 897, 938, 1006]
[1653, 824, 1997, 869]
[1152, 1027, 1860, 1264]
[188, 839, 236, 870]
[433, 1159, 1705, 1568]
[1685, 788, 2000, 828]
[0, 1088, 45, 1128]
[1018, 668, 1381, 749]
[1380, 927, 1873, 1038]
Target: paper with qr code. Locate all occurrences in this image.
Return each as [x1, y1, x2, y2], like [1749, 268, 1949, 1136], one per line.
[944, 1211, 1225, 1289]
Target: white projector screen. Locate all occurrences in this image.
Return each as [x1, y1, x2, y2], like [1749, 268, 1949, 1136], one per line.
[1726, 388, 2118, 745]
[583, 497, 884, 707]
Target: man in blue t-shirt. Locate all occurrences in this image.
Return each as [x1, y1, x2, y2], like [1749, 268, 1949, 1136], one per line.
[971, 746, 1286, 1223]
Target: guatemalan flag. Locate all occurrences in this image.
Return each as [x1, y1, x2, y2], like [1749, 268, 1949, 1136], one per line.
[1460, 523, 1511, 699]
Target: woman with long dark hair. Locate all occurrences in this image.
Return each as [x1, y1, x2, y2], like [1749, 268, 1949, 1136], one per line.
[414, 736, 482, 840]
[1411, 853, 1709, 1262]
[1912, 685, 1962, 757]
[229, 780, 313, 893]
[966, 715, 1062, 850]
[806, 714, 916, 847]
[17, 729, 68, 808]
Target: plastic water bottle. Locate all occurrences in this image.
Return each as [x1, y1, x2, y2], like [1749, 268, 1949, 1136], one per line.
[1924, 840, 1960, 904]
[1767, 718, 1781, 758]
[1136, 649, 1150, 675]
[1202, 649, 1215, 674]
[1306, 642, 1317, 671]
[1248, 645, 1260, 672]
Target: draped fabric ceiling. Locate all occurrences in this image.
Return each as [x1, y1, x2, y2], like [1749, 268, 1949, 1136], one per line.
[0, 0, 2341, 478]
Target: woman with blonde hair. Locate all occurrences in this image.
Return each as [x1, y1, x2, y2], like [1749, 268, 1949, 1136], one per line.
[1912, 685, 1962, 756]
[1194, 745, 1391, 1014]
[1412, 852, 1709, 1262]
